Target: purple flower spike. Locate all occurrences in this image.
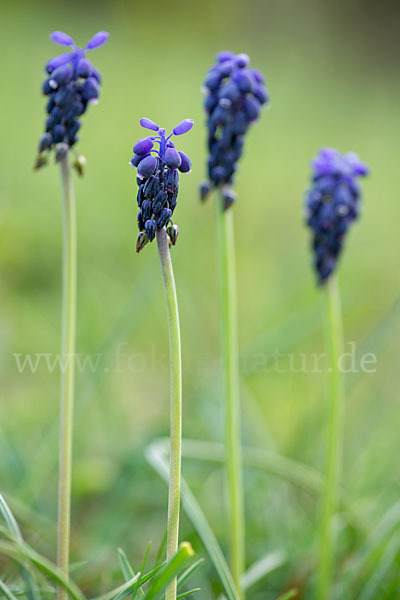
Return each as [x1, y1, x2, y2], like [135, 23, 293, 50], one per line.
[305, 147, 369, 283]
[140, 118, 160, 131]
[50, 31, 75, 47]
[173, 119, 194, 136]
[130, 117, 193, 252]
[36, 30, 108, 168]
[201, 51, 268, 206]
[86, 31, 110, 50]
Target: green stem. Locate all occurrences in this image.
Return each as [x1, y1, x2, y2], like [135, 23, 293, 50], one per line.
[215, 194, 245, 599]
[317, 273, 344, 600]
[57, 154, 77, 600]
[156, 228, 182, 600]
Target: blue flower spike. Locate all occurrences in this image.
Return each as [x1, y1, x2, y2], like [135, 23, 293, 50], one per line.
[35, 30, 109, 174]
[130, 118, 194, 253]
[305, 148, 370, 283]
[201, 51, 269, 209]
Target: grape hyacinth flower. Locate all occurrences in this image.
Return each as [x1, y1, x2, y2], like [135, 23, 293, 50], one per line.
[305, 150, 370, 600]
[305, 148, 369, 284]
[130, 118, 193, 253]
[35, 30, 109, 173]
[201, 51, 269, 209]
[35, 31, 108, 600]
[129, 117, 193, 600]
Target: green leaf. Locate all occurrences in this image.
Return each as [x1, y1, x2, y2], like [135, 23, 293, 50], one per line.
[146, 441, 240, 600]
[142, 543, 194, 600]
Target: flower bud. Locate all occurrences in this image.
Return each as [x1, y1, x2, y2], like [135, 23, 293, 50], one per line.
[136, 231, 149, 253]
[153, 190, 168, 213]
[77, 58, 91, 78]
[73, 154, 86, 176]
[157, 208, 172, 229]
[235, 53, 250, 68]
[222, 187, 237, 211]
[143, 175, 160, 199]
[133, 137, 154, 156]
[141, 200, 153, 221]
[140, 118, 160, 131]
[55, 143, 69, 162]
[165, 148, 182, 169]
[145, 219, 157, 241]
[178, 152, 191, 173]
[49, 65, 73, 87]
[200, 181, 211, 202]
[39, 133, 52, 152]
[167, 224, 179, 246]
[173, 119, 194, 136]
[34, 152, 48, 170]
[137, 155, 157, 178]
[164, 168, 179, 192]
[53, 124, 66, 143]
[82, 77, 100, 102]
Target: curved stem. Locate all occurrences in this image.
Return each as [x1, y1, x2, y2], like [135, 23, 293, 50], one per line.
[57, 154, 77, 600]
[156, 228, 182, 600]
[215, 195, 245, 599]
[317, 273, 344, 600]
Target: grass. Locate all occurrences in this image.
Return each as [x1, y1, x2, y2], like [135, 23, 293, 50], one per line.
[1, 0, 400, 598]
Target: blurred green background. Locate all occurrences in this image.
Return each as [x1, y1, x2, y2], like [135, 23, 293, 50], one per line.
[1, 0, 400, 597]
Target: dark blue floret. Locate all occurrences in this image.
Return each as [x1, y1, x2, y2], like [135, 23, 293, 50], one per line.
[305, 148, 370, 284]
[201, 51, 269, 208]
[130, 119, 193, 252]
[35, 30, 109, 172]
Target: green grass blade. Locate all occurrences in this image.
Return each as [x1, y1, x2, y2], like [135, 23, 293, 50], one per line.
[0, 494, 22, 542]
[0, 495, 41, 600]
[275, 590, 297, 600]
[90, 574, 140, 600]
[0, 579, 19, 600]
[118, 548, 136, 581]
[358, 536, 400, 600]
[142, 543, 194, 600]
[0, 541, 84, 600]
[131, 543, 151, 599]
[146, 441, 240, 600]
[241, 551, 286, 590]
[337, 500, 400, 597]
[177, 559, 204, 589]
[176, 588, 200, 599]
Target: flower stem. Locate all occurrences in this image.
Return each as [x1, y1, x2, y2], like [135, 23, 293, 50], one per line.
[215, 194, 245, 600]
[156, 228, 182, 600]
[57, 154, 77, 600]
[317, 273, 344, 600]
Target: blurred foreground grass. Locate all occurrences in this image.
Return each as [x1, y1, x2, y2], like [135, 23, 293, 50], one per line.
[1, 0, 400, 597]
